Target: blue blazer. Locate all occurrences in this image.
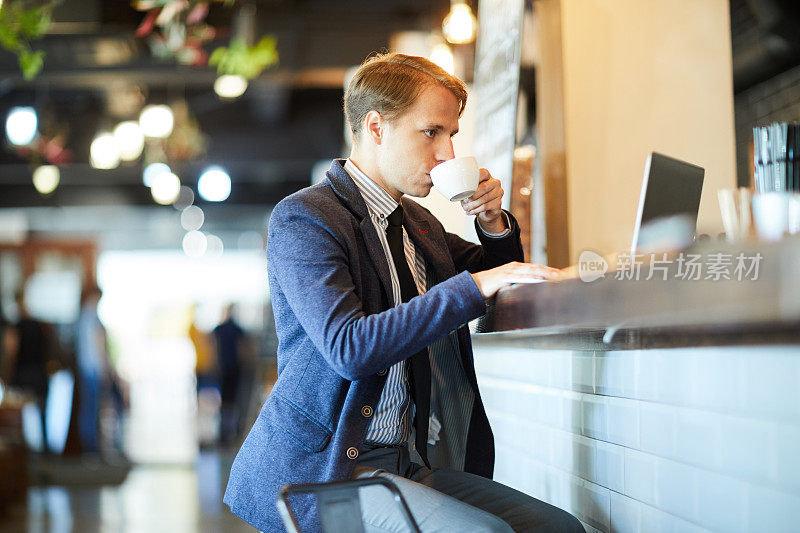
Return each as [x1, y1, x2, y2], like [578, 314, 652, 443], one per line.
[224, 160, 524, 532]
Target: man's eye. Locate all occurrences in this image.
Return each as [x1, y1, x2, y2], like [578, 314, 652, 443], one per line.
[423, 130, 436, 138]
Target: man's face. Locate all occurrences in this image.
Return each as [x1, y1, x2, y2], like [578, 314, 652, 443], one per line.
[374, 83, 460, 200]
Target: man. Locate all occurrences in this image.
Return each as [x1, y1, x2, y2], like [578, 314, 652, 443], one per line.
[212, 304, 249, 445]
[224, 53, 583, 532]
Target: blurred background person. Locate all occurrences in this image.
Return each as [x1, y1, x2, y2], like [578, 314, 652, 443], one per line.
[189, 303, 221, 448]
[0, 292, 52, 453]
[212, 303, 248, 446]
[76, 285, 126, 457]
[189, 303, 217, 392]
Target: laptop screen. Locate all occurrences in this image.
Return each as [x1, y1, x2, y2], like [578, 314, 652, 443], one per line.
[630, 152, 705, 254]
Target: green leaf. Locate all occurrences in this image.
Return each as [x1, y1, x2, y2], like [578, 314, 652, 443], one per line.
[19, 48, 45, 80]
[19, 7, 52, 39]
[0, 25, 20, 50]
[209, 35, 278, 79]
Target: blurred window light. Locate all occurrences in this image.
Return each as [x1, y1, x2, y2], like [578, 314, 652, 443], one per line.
[139, 104, 174, 138]
[205, 234, 224, 258]
[143, 162, 171, 187]
[198, 167, 231, 202]
[90, 132, 121, 169]
[180, 205, 205, 231]
[214, 75, 248, 99]
[173, 185, 195, 211]
[151, 171, 181, 205]
[182, 230, 207, 258]
[32, 165, 60, 195]
[443, 1, 478, 44]
[430, 43, 455, 75]
[113, 121, 145, 161]
[6, 106, 38, 146]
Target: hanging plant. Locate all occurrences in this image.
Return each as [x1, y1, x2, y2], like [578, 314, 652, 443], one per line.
[208, 35, 277, 79]
[133, 1, 222, 66]
[0, 1, 58, 80]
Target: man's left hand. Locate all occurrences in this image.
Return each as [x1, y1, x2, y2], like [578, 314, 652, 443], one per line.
[460, 168, 506, 233]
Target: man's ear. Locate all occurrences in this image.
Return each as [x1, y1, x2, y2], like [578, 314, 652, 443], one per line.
[363, 110, 384, 145]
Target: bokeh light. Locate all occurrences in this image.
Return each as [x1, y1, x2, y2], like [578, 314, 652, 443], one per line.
[32, 165, 60, 195]
[198, 167, 231, 202]
[5, 107, 38, 146]
[150, 171, 181, 205]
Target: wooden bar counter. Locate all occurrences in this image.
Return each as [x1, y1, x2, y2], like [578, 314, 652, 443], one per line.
[470, 236, 800, 533]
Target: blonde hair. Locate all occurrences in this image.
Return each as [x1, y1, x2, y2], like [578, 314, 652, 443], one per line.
[344, 52, 468, 139]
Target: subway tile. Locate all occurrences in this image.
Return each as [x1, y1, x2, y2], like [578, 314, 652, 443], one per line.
[772, 423, 800, 491]
[654, 457, 698, 522]
[573, 437, 594, 483]
[538, 390, 563, 429]
[639, 503, 707, 533]
[653, 351, 694, 406]
[610, 491, 640, 533]
[562, 392, 583, 434]
[583, 396, 608, 441]
[694, 469, 747, 533]
[689, 349, 746, 413]
[624, 448, 657, 507]
[674, 408, 722, 470]
[718, 415, 773, 483]
[573, 478, 611, 532]
[639, 402, 676, 459]
[551, 430, 574, 473]
[549, 351, 573, 390]
[606, 397, 639, 449]
[571, 353, 595, 394]
[746, 484, 800, 532]
[593, 441, 624, 493]
[634, 350, 659, 402]
[743, 349, 800, 421]
[596, 351, 637, 399]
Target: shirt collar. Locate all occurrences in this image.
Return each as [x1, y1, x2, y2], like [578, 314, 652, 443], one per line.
[343, 158, 398, 220]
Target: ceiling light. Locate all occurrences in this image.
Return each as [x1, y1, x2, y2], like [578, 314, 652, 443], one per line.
[113, 121, 145, 161]
[90, 132, 121, 170]
[143, 162, 170, 187]
[32, 165, 60, 195]
[430, 43, 455, 75]
[214, 75, 249, 99]
[150, 171, 181, 205]
[6, 107, 38, 146]
[443, 1, 478, 44]
[139, 104, 174, 138]
[198, 167, 231, 202]
[182, 231, 207, 258]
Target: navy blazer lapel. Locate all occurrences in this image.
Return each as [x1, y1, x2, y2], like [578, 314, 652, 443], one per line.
[326, 159, 394, 306]
[402, 199, 457, 283]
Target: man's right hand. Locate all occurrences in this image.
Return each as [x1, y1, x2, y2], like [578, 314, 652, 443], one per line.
[471, 262, 563, 299]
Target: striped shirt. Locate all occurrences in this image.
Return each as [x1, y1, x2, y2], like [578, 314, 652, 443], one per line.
[343, 158, 510, 446]
[344, 159, 420, 444]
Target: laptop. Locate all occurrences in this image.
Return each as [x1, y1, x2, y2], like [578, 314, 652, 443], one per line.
[630, 152, 705, 254]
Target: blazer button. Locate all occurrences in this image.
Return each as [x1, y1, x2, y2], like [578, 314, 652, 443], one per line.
[377, 369, 388, 376]
[361, 405, 374, 418]
[346, 447, 359, 460]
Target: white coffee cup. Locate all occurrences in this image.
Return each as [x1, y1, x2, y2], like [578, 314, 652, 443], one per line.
[751, 192, 790, 242]
[430, 156, 479, 201]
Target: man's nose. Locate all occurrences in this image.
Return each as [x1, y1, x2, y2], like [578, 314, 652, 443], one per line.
[437, 138, 455, 162]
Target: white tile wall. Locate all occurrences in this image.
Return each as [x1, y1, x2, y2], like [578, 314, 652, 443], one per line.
[473, 344, 800, 533]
